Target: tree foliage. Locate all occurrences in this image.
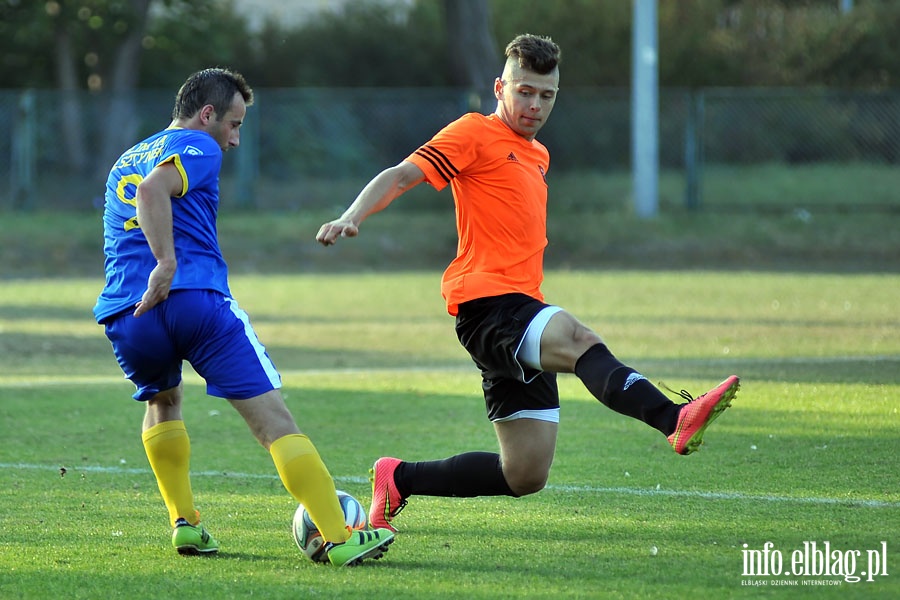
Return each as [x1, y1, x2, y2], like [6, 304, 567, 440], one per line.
[2, 0, 899, 91]
[249, 1, 446, 88]
[139, 0, 256, 88]
[0, 0, 146, 89]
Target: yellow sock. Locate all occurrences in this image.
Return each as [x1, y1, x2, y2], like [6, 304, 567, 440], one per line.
[270, 434, 350, 543]
[141, 421, 197, 528]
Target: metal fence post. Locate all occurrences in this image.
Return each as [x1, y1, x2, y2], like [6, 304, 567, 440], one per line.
[684, 89, 705, 210]
[235, 91, 259, 209]
[11, 89, 36, 211]
[632, 0, 659, 218]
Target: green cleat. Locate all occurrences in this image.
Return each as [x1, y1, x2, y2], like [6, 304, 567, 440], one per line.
[325, 528, 395, 567]
[172, 518, 219, 555]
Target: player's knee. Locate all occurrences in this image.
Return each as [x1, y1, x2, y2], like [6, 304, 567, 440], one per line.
[505, 468, 549, 496]
[571, 322, 602, 348]
[510, 476, 547, 497]
[541, 317, 603, 372]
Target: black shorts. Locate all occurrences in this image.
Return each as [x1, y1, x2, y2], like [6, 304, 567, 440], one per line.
[455, 293, 559, 422]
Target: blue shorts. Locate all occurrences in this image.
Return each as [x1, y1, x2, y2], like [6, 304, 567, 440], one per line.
[103, 289, 282, 401]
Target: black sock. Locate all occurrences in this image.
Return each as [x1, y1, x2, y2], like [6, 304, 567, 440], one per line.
[574, 343, 680, 435]
[394, 451, 517, 498]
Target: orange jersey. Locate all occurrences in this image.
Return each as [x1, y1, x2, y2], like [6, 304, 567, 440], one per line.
[406, 113, 550, 316]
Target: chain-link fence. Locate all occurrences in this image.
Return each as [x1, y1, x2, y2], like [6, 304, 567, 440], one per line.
[1, 87, 898, 212]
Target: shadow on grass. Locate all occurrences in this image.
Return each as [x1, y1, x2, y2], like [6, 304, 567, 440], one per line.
[3, 323, 897, 386]
[628, 356, 900, 385]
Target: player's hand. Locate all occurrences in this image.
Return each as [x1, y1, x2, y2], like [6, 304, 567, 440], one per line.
[133, 260, 176, 317]
[316, 219, 359, 246]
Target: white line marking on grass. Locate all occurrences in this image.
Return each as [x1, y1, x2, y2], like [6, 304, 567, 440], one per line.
[3, 462, 897, 509]
[544, 484, 900, 509]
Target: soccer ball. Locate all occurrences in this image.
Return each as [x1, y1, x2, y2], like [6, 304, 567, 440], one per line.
[292, 490, 368, 562]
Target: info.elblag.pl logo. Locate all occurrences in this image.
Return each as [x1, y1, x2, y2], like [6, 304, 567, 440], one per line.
[741, 541, 889, 586]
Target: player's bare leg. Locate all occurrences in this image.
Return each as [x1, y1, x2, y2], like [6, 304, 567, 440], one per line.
[494, 418, 558, 496]
[227, 389, 300, 449]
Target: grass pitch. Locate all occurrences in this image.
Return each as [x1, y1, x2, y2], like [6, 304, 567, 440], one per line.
[0, 271, 897, 599]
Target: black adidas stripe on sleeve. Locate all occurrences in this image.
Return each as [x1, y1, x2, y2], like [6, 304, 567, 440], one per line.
[414, 145, 458, 184]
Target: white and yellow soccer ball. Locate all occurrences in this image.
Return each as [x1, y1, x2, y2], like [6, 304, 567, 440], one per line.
[292, 490, 368, 562]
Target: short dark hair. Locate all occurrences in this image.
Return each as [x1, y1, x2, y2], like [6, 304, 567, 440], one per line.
[172, 68, 254, 120]
[505, 34, 561, 75]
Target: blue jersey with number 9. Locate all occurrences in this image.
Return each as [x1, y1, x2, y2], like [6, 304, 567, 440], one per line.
[93, 128, 230, 323]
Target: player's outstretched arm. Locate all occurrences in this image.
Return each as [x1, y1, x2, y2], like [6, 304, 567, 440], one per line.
[316, 161, 425, 247]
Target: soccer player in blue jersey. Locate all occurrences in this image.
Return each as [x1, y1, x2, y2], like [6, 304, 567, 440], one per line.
[93, 68, 393, 566]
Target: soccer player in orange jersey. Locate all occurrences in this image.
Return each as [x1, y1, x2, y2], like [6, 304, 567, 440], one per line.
[317, 34, 740, 533]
